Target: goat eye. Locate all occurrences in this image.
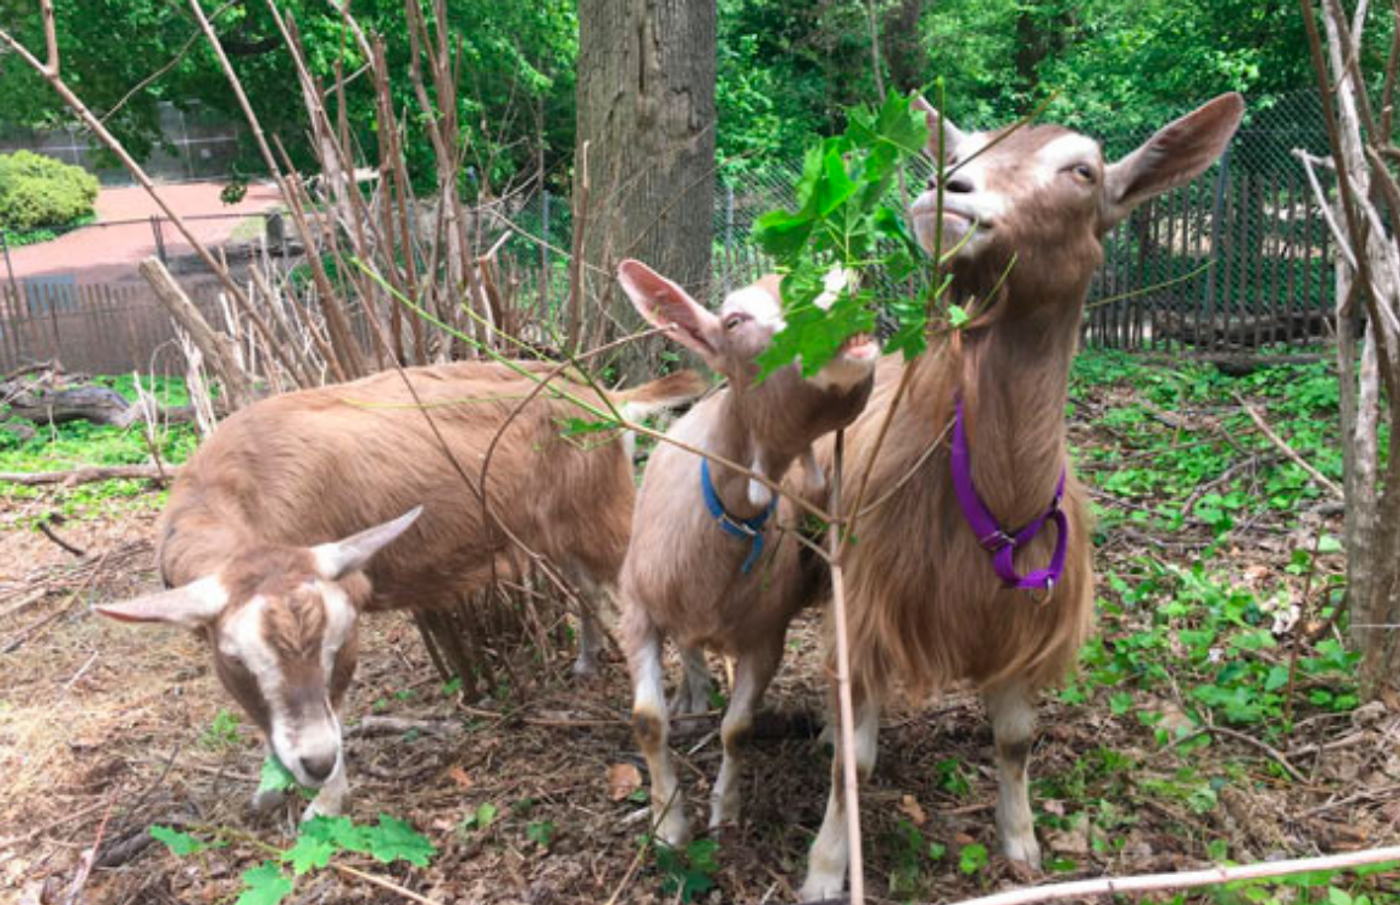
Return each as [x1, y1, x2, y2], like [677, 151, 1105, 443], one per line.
[1073, 164, 1095, 183]
[723, 314, 744, 331]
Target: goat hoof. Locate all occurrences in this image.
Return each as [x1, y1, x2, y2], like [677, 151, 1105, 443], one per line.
[655, 812, 692, 850]
[798, 871, 844, 903]
[250, 788, 287, 813]
[301, 795, 346, 823]
[571, 654, 601, 680]
[1002, 834, 1042, 872]
[708, 800, 740, 833]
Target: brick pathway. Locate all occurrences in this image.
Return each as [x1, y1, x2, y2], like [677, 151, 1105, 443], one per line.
[2, 181, 282, 286]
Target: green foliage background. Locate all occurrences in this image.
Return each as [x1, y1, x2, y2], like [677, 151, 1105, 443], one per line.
[0, 0, 1328, 190]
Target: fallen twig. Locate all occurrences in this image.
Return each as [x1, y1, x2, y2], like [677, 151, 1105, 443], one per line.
[1, 553, 107, 654]
[1235, 394, 1343, 499]
[38, 518, 86, 557]
[61, 794, 114, 905]
[0, 465, 176, 486]
[942, 845, 1400, 905]
[346, 716, 458, 738]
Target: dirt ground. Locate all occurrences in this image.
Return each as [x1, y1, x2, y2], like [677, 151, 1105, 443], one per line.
[2, 398, 1399, 904]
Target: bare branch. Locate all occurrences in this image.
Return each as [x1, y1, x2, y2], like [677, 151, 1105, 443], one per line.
[945, 845, 1400, 905]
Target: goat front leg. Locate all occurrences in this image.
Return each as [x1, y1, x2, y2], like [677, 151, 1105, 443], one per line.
[673, 645, 712, 718]
[573, 601, 605, 678]
[800, 693, 879, 902]
[628, 623, 690, 847]
[984, 680, 1041, 869]
[709, 640, 782, 830]
[302, 753, 350, 822]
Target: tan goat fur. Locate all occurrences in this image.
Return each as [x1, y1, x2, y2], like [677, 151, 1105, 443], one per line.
[615, 260, 877, 847]
[800, 94, 1245, 900]
[99, 360, 705, 818]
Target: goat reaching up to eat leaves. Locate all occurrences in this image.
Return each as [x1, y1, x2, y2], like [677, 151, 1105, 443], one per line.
[615, 260, 877, 848]
[800, 93, 1244, 900]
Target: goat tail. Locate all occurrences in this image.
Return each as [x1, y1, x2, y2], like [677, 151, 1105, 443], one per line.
[611, 369, 709, 422]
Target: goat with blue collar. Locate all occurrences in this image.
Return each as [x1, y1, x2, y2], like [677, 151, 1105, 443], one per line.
[614, 260, 878, 849]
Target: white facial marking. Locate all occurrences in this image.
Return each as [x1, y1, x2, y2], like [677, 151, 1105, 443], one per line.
[1032, 134, 1102, 188]
[317, 580, 356, 679]
[723, 285, 785, 332]
[222, 593, 343, 789]
[220, 596, 284, 699]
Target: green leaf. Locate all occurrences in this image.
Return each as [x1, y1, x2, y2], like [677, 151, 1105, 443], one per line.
[525, 820, 555, 848]
[1264, 665, 1289, 692]
[258, 754, 304, 796]
[282, 835, 337, 876]
[149, 824, 219, 857]
[462, 801, 498, 833]
[557, 416, 615, 438]
[959, 842, 989, 875]
[301, 815, 369, 854]
[816, 148, 858, 216]
[947, 304, 970, 328]
[363, 814, 436, 867]
[236, 861, 293, 905]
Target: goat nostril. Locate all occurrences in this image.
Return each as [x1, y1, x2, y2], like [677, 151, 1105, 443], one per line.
[945, 177, 974, 194]
[300, 753, 336, 782]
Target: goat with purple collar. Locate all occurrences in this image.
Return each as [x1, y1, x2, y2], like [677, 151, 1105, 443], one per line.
[800, 93, 1245, 900]
[614, 261, 878, 848]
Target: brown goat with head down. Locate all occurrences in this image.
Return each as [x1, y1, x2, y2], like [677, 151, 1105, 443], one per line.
[97, 360, 705, 819]
[615, 260, 877, 847]
[800, 95, 1244, 900]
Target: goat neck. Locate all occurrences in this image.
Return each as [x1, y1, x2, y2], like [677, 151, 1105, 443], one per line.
[949, 263, 1087, 530]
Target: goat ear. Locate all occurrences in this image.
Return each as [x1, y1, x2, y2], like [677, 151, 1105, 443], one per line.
[912, 95, 968, 161]
[1103, 92, 1245, 229]
[95, 576, 228, 628]
[616, 259, 724, 365]
[312, 505, 423, 581]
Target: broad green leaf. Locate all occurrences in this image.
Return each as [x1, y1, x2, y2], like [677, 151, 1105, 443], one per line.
[258, 755, 299, 794]
[958, 842, 989, 875]
[236, 861, 293, 905]
[282, 834, 336, 875]
[301, 815, 370, 854]
[816, 148, 857, 216]
[150, 824, 217, 857]
[363, 814, 436, 867]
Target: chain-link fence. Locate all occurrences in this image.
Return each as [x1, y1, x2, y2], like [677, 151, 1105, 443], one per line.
[0, 103, 243, 185]
[1085, 89, 1334, 353]
[501, 89, 1334, 357]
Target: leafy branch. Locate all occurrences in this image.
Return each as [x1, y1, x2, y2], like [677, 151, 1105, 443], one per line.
[149, 812, 438, 905]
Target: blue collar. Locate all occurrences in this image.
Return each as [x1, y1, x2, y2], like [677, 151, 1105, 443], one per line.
[700, 458, 777, 574]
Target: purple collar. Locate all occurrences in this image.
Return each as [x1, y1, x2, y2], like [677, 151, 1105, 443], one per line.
[951, 398, 1068, 592]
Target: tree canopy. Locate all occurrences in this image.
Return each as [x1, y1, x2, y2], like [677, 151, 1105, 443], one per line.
[0, 0, 1322, 188]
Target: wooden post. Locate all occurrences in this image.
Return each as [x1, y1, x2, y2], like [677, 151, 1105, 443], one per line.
[138, 256, 256, 410]
[1204, 143, 1232, 352]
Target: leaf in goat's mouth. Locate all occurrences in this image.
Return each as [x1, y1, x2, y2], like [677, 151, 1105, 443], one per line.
[260, 753, 319, 800]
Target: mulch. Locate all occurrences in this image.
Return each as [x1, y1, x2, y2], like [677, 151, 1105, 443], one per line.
[1, 411, 1398, 904]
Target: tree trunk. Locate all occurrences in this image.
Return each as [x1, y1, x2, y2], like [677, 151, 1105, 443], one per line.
[574, 0, 716, 375]
[881, 0, 926, 93]
[1303, 0, 1400, 704]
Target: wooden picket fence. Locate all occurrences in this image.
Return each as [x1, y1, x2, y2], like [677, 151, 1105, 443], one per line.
[0, 281, 228, 375]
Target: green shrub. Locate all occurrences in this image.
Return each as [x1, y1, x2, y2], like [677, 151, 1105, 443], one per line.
[0, 150, 99, 232]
